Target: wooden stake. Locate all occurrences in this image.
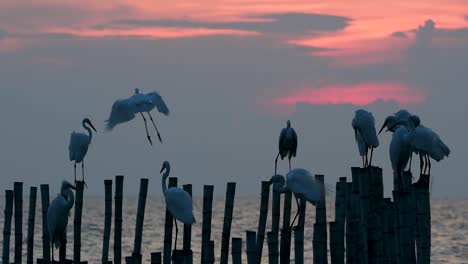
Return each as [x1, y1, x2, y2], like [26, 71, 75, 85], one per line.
[2, 190, 14, 264]
[133, 178, 149, 255]
[256, 181, 270, 263]
[102, 180, 113, 263]
[114, 175, 124, 264]
[220, 182, 236, 264]
[26, 187, 37, 264]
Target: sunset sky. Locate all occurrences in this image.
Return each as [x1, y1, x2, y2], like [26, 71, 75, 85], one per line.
[1, 1, 467, 196]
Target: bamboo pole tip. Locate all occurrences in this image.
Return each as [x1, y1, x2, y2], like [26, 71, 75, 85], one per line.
[314, 174, 325, 182]
[104, 179, 112, 184]
[5, 189, 14, 196]
[141, 178, 149, 183]
[339, 177, 347, 182]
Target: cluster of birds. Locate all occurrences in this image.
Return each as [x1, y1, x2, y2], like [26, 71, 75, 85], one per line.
[48, 89, 195, 261]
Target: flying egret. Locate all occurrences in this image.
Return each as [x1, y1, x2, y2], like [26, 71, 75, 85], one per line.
[264, 168, 321, 229]
[160, 161, 195, 250]
[69, 118, 97, 186]
[275, 120, 297, 174]
[47, 180, 77, 262]
[352, 109, 379, 168]
[106, 88, 169, 145]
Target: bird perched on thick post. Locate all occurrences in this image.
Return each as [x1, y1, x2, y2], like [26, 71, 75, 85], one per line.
[352, 109, 379, 168]
[275, 120, 297, 174]
[159, 161, 196, 251]
[47, 180, 77, 262]
[105, 88, 169, 145]
[264, 168, 321, 229]
[69, 118, 97, 186]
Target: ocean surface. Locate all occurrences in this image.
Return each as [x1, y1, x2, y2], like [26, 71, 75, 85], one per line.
[0, 196, 467, 263]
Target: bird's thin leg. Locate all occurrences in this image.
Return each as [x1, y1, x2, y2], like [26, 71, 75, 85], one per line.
[408, 153, 413, 172]
[51, 247, 54, 262]
[427, 156, 432, 175]
[275, 153, 280, 175]
[82, 161, 87, 188]
[173, 218, 179, 250]
[362, 155, 365, 168]
[147, 111, 163, 143]
[288, 157, 291, 172]
[419, 153, 424, 175]
[74, 162, 77, 184]
[140, 112, 153, 145]
[365, 148, 369, 168]
[369, 147, 374, 168]
[290, 196, 300, 229]
[423, 155, 428, 175]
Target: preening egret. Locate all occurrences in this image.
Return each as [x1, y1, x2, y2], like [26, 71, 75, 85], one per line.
[352, 109, 379, 167]
[160, 161, 195, 250]
[106, 88, 169, 145]
[47, 180, 77, 262]
[388, 125, 412, 191]
[69, 118, 96, 186]
[265, 168, 321, 229]
[275, 120, 297, 174]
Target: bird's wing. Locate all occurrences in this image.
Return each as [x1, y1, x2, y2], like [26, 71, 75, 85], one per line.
[68, 132, 90, 162]
[287, 169, 321, 203]
[412, 126, 450, 161]
[47, 195, 69, 248]
[355, 130, 367, 156]
[278, 128, 288, 158]
[146, 91, 170, 115]
[353, 110, 379, 147]
[290, 128, 298, 157]
[165, 188, 195, 224]
[105, 99, 136, 131]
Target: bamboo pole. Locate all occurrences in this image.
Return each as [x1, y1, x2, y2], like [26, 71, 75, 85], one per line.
[232, 237, 242, 264]
[27, 187, 37, 264]
[133, 178, 149, 255]
[392, 191, 400, 264]
[40, 184, 51, 263]
[132, 252, 142, 264]
[256, 181, 270, 264]
[294, 199, 306, 264]
[151, 252, 162, 264]
[73, 181, 85, 263]
[163, 177, 177, 264]
[279, 191, 292, 264]
[397, 189, 411, 264]
[246, 231, 257, 264]
[267, 231, 278, 264]
[2, 190, 14, 264]
[102, 180, 113, 263]
[201, 185, 214, 263]
[203, 240, 215, 264]
[220, 182, 237, 264]
[335, 177, 346, 264]
[14, 182, 23, 264]
[183, 184, 193, 264]
[329, 222, 338, 264]
[270, 186, 281, 264]
[59, 234, 67, 262]
[356, 168, 369, 264]
[114, 175, 124, 264]
[313, 174, 328, 264]
[382, 198, 395, 264]
[345, 182, 357, 264]
[125, 256, 135, 264]
[402, 171, 417, 264]
[415, 174, 430, 264]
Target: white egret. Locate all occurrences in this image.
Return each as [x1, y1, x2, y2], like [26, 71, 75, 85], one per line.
[265, 168, 321, 229]
[69, 118, 96, 185]
[388, 124, 413, 191]
[275, 120, 297, 174]
[160, 161, 195, 250]
[47, 180, 77, 262]
[106, 88, 169, 145]
[352, 109, 379, 167]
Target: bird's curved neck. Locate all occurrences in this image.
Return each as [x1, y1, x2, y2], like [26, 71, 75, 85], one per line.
[274, 178, 289, 193]
[62, 189, 75, 210]
[161, 169, 171, 195]
[82, 121, 93, 141]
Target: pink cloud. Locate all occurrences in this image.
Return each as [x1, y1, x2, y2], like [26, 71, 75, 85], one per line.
[274, 83, 426, 106]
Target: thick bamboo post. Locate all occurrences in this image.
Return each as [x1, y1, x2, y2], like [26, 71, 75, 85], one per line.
[125, 256, 135, 264]
[329, 222, 338, 264]
[402, 171, 417, 264]
[151, 252, 162, 264]
[183, 184, 193, 264]
[345, 182, 357, 264]
[220, 182, 236, 264]
[201, 185, 214, 263]
[73, 181, 85, 263]
[356, 168, 369, 264]
[267, 232, 278, 264]
[415, 174, 430, 264]
[270, 186, 281, 264]
[163, 177, 177, 264]
[232, 237, 242, 264]
[203, 240, 215, 264]
[102, 180, 113, 263]
[313, 174, 328, 264]
[396, 189, 411, 264]
[2, 190, 14, 264]
[382, 199, 395, 264]
[392, 191, 400, 263]
[114, 175, 124, 264]
[133, 178, 149, 255]
[27, 187, 37, 264]
[40, 184, 51, 263]
[14, 182, 23, 264]
[334, 177, 346, 264]
[256, 181, 270, 263]
[246, 231, 257, 264]
[294, 199, 306, 264]
[279, 191, 292, 264]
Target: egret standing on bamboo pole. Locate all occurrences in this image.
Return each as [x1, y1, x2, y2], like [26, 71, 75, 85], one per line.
[352, 109, 379, 168]
[159, 161, 196, 251]
[265, 168, 321, 229]
[69, 118, 97, 186]
[47, 180, 77, 262]
[275, 120, 297, 174]
[106, 88, 169, 145]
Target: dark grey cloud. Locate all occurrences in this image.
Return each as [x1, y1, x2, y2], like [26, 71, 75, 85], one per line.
[99, 12, 351, 35]
[391, 31, 407, 38]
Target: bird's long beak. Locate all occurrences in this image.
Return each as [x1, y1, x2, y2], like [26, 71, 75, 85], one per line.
[378, 120, 388, 135]
[262, 180, 272, 193]
[89, 122, 97, 132]
[160, 166, 165, 174]
[386, 121, 403, 133]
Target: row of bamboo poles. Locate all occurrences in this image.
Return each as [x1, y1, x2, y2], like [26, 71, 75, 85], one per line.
[1, 167, 431, 264]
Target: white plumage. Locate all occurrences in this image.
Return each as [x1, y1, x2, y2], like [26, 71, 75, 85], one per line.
[69, 118, 96, 184]
[389, 125, 413, 190]
[275, 120, 298, 174]
[47, 180, 76, 262]
[106, 88, 169, 145]
[160, 161, 195, 250]
[352, 109, 379, 167]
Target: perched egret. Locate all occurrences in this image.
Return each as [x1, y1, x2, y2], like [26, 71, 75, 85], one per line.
[160, 161, 195, 250]
[275, 120, 297, 174]
[69, 118, 96, 186]
[106, 88, 169, 145]
[352, 109, 379, 168]
[265, 168, 321, 229]
[388, 125, 413, 191]
[47, 180, 77, 262]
